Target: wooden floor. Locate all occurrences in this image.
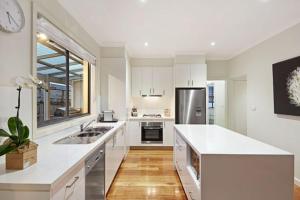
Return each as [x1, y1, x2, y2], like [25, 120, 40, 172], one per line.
[106, 149, 187, 200]
[107, 149, 300, 200]
[295, 186, 300, 200]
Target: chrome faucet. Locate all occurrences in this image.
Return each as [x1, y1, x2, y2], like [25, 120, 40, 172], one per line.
[80, 119, 96, 132]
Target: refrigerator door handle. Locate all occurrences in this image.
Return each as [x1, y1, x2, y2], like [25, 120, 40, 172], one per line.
[195, 107, 202, 117]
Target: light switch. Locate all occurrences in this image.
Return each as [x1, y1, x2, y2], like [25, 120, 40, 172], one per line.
[250, 106, 256, 111]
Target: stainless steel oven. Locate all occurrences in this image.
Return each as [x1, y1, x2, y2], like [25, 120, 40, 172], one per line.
[141, 122, 163, 144]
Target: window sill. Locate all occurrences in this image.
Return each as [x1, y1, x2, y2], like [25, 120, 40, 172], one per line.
[35, 114, 97, 139]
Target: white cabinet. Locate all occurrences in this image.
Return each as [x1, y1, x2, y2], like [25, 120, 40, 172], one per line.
[174, 132, 187, 171]
[163, 121, 174, 146]
[190, 64, 207, 87]
[128, 121, 141, 146]
[51, 163, 85, 200]
[174, 64, 207, 88]
[131, 67, 142, 96]
[174, 64, 190, 87]
[105, 135, 115, 194]
[128, 120, 175, 146]
[131, 66, 173, 96]
[141, 67, 153, 96]
[174, 131, 200, 200]
[153, 67, 173, 96]
[105, 127, 126, 194]
[115, 128, 125, 167]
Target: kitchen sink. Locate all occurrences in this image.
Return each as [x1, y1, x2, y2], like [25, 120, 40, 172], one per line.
[76, 132, 103, 137]
[54, 126, 113, 144]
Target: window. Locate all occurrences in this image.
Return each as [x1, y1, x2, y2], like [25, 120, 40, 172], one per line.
[36, 39, 90, 127]
[208, 85, 214, 108]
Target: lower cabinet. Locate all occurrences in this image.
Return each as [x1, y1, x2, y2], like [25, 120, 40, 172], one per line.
[0, 125, 128, 200]
[0, 162, 86, 200]
[128, 120, 175, 146]
[174, 131, 201, 200]
[51, 162, 85, 200]
[164, 121, 174, 146]
[105, 126, 126, 194]
[128, 121, 141, 146]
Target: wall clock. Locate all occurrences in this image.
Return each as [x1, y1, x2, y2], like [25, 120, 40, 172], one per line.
[0, 0, 25, 33]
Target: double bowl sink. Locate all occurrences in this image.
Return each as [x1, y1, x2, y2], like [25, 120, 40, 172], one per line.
[54, 126, 113, 144]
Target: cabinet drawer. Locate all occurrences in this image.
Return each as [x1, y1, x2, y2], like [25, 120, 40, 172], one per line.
[51, 162, 85, 200]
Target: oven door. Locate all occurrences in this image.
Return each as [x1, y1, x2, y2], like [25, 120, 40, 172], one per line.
[141, 123, 163, 144]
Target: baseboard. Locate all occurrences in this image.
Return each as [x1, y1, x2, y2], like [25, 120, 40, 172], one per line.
[130, 146, 173, 150]
[295, 177, 300, 186]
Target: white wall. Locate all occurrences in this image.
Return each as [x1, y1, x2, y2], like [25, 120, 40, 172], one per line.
[206, 60, 229, 80]
[228, 79, 247, 134]
[100, 47, 128, 118]
[0, 0, 100, 139]
[108, 75, 126, 120]
[227, 22, 300, 182]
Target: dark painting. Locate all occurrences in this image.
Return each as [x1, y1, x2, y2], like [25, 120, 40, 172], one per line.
[273, 56, 300, 116]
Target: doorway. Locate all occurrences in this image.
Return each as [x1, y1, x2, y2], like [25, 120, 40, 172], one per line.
[228, 77, 247, 135]
[207, 80, 227, 127]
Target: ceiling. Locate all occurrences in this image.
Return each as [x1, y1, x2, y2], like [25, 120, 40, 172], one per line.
[57, 0, 300, 59]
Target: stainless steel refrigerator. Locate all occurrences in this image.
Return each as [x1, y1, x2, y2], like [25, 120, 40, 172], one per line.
[175, 88, 206, 124]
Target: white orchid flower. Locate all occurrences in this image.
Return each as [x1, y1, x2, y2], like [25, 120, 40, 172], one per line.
[15, 75, 48, 91]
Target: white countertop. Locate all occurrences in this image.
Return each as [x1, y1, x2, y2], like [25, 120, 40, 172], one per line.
[174, 125, 292, 156]
[128, 116, 175, 121]
[0, 121, 126, 190]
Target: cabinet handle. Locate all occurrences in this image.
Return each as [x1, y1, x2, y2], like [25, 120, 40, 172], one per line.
[153, 88, 155, 94]
[113, 135, 116, 148]
[188, 80, 190, 86]
[189, 192, 196, 200]
[150, 88, 152, 94]
[192, 80, 194, 86]
[139, 90, 142, 95]
[66, 176, 79, 189]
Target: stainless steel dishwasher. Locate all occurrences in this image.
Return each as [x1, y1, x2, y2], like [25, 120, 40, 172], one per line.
[85, 144, 105, 200]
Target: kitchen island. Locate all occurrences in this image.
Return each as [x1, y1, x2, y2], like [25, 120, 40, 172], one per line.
[174, 124, 294, 200]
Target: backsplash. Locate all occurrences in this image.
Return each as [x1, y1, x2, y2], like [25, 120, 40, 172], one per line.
[130, 96, 174, 116]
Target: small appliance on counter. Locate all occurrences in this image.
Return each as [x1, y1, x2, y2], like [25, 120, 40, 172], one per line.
[131, 106, 138, 117]
[164, 109, 171, 117]
[98, 110, 118, 123]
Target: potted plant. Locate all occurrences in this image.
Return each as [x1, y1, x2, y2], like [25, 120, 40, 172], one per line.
[0, 76, 47, 170]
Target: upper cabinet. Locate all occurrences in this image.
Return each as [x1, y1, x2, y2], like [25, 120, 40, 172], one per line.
[174, 64, 190, 87]
[153, 67, 173, 96]
[141, 67, 153, 96]
[174, 64, 207, 88]
[131, 67, 143, 96]
[131, 66, 173, 97]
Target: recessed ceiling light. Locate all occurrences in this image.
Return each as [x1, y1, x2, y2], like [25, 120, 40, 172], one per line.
[144, 42, 149, 47]
[210, 42, 216, 46]
[37, 32, 48, 41]
[140, 0, 147, 3]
